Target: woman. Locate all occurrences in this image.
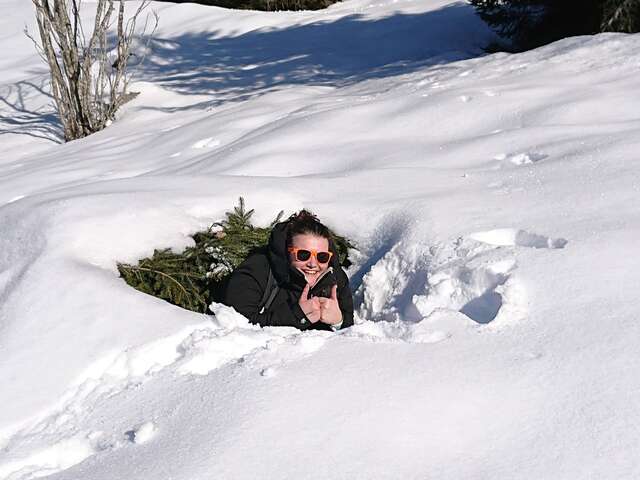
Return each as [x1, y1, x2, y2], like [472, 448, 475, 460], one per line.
[224, 210, 354, 331]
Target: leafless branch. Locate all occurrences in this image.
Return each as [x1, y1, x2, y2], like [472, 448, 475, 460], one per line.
[28, 0, 158, 141]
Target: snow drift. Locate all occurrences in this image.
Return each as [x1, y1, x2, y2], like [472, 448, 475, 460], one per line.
[1, 0, 640, 478]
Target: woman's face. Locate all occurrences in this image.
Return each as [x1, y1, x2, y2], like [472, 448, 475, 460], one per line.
[289, 234, 331, 286]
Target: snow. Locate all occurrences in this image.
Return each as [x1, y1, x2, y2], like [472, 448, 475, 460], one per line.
[1, 0, 640, 478]
[128, 421, 157, 445]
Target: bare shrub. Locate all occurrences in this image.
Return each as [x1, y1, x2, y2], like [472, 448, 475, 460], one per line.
[27, 1, 158, 142]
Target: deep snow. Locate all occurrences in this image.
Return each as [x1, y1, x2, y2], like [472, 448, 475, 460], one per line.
[1, 0, 640, 479]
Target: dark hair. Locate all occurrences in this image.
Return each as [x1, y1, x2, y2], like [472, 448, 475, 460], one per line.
[285, 210, 332, 248]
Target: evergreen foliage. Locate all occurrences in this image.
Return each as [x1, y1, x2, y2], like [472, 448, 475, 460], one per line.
[602, 0, 640, 32]
[469, 0, 603, 52]
[469, 0, 640, 52]
[154, 0, 339, 12]
[118, 198, 355, 314]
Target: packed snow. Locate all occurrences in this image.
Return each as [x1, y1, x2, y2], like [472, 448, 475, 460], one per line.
[1, 0, 640, 478]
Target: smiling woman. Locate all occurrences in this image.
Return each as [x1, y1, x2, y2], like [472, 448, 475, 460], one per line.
[224, 210, 354, 331]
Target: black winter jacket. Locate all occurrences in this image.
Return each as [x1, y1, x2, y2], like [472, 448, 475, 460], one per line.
[223, 221, 354, 331]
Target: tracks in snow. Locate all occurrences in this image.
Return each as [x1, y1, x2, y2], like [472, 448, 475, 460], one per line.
[0, 226, 567, 480]
[355, 227, 567, 328]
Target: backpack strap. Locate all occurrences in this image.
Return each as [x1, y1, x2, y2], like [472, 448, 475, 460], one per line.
[258, 266, 280, 315]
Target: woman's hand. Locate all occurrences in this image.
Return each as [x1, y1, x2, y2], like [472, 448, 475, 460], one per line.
[298, 283, 322, 323]
[318, 285, 343, 326]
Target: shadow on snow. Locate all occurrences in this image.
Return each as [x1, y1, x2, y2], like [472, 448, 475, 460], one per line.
[0, 5, 488, 142]
[0, 80, 63, 144]
[139, 4, 489, 110]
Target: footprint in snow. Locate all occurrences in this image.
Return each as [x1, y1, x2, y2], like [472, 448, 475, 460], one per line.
[192, 137, 221, 149]
[260, 367, 277, 378]
[125, 421, 157, 444]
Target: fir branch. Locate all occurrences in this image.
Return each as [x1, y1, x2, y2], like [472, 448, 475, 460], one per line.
[118, 263, 208, 311]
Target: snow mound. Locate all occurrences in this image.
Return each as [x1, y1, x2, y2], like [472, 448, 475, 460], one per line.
[2, 0, 640, 478]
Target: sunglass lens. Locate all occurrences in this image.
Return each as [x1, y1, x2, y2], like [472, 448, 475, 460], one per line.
[296, 249, 311, 261]
[316, 252, 331, 263]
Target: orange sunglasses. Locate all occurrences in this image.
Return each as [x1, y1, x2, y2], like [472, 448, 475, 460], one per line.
[287, 247, 333, 264]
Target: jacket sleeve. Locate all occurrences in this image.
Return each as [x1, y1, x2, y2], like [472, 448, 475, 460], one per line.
[223, 255, 312, 330]
[336, 266, 355, 329]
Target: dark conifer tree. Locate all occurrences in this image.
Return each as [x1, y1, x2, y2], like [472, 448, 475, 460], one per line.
[469, 0, 603, 51]
[602, 0, 640, 32]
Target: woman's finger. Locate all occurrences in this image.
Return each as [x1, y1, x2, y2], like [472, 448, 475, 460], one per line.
[300, 282, 310, 300]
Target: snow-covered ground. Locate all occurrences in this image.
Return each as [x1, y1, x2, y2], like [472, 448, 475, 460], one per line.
[1, 0, 640, 478]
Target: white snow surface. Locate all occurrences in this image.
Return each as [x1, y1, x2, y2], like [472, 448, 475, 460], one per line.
[1, 0, 640, 478]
